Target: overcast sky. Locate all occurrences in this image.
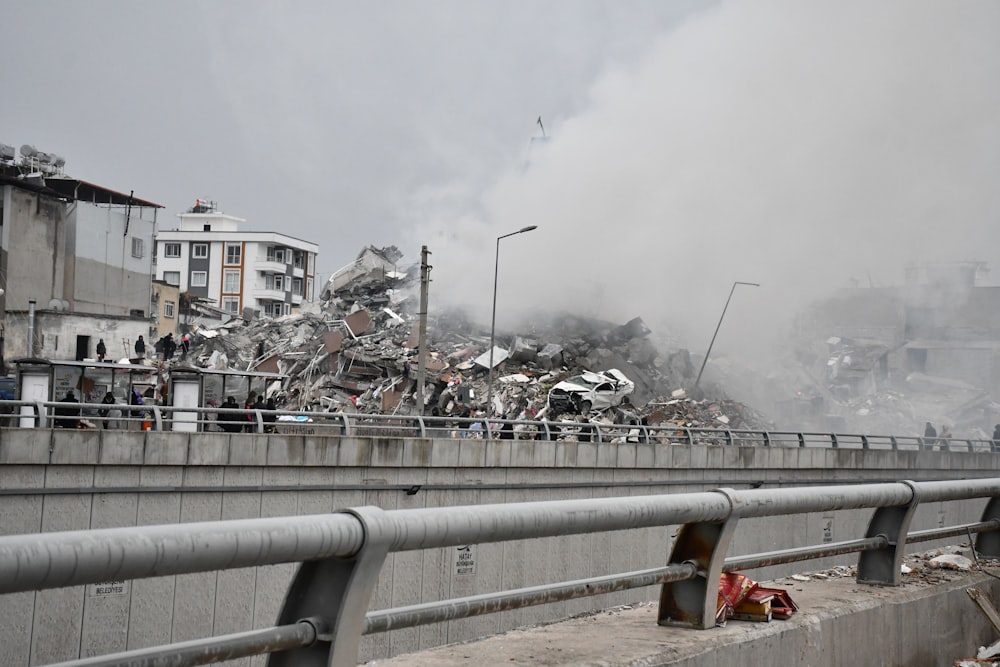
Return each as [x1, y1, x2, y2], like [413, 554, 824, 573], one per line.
[4, 1, 1000, 360]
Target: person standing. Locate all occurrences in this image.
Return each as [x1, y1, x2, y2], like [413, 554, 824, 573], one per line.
[938, 424, 952, 451]
[134, 335, 146, 359]
[99, 391, 116, 429]
[263, 397, 278, 433]
[55, 390, 81, 428]
[922, 422, 937, 449]
[180, 335, 190, 360]
[219, 396, 242, 433]
[96, 339, 107, 362]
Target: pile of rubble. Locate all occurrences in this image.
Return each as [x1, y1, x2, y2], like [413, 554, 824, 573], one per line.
[171, 245, 770, 429]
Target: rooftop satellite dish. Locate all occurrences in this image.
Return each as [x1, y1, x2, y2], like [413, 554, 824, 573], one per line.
[20, 145, 37, 158]
[0, 144, 15, 161]
[47, 299, 63, 311]
[52, 155, 66, 168]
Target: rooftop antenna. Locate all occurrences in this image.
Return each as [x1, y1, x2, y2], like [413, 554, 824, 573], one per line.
[536, 116, 546, 138]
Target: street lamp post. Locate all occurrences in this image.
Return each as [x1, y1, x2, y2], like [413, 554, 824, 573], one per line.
[486, 225, 538, 418]
[693, 281, 760, 392]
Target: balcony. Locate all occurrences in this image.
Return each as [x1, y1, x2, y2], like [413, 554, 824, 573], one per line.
[253, 288, 285, 302]
[256, 260, 287, 274]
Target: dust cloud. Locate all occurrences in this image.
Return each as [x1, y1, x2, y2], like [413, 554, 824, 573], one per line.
[408, 0, 1000, 368]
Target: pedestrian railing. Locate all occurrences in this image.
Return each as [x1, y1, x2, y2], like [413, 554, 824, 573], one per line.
[1, 478, 999, 666]
[0, 399, 996, 453]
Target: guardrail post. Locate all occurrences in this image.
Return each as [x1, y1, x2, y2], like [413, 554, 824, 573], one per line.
[658, 488, 737, 629]
[269, 506, 392, 667]
[830, 433, 838, 448]
[857, 480, 918, 586]
[860, 435, 869, 449]
[724, 429, 733, 446]
[796, 433, 804, 448]
[340, 413, 352, 436]
[975, 497, 1000, 558]
[150, 406, 164, 431]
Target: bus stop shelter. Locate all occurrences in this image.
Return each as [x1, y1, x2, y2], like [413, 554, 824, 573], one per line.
[169, 366, 287, 432]
[13, 358, 161, 428]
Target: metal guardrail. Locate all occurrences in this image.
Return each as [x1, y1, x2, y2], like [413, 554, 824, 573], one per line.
[1, 479, 999, 666]
[1, 399, 997, 453]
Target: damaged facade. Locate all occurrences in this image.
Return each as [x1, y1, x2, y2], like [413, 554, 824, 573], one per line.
[0, 144, 161, 366]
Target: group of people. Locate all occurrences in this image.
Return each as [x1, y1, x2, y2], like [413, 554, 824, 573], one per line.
[216, 393, 278, 433]
[923, 422, 953, 450]
[130, 333, 190, 361]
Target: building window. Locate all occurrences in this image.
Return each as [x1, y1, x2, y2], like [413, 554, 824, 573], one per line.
[223, 269, 241, 293]
[267, 246, 286, 263]
[283, 303, 291, 316]
[191, 271, 207, 287]
[163, 271, 180, 286]
[193, 243, 208, 258]
[225, 243, 241, 265]
[306, 277, 313, 300]
[131, 237, 144, 258]
[222, 296, 240, 314]
[307, 253, 314, 274]
[293, 277, 303, 295]
[293, 251, 304, 269]
[164, 301, 175, 318]
[265, 274, 284, 291]
[164, 243, 181, 258]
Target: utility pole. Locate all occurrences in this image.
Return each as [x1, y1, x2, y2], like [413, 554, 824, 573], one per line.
[414, 246, 431, 414]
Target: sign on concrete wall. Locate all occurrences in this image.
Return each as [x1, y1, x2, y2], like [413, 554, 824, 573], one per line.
[88, 580, 129, 597]
[454, 545, 477, 576]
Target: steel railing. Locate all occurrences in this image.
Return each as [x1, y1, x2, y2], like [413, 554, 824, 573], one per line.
[1, 398, 996, 453]
[1, 478, 1000, 666]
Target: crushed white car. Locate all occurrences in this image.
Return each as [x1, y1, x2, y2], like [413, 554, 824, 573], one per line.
[547, 368, 635, 415]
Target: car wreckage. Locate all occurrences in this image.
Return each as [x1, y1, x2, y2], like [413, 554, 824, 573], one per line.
[547, 368, 635, 415]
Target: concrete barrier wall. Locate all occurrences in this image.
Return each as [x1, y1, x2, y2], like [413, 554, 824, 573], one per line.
[1, 429, 998, 666]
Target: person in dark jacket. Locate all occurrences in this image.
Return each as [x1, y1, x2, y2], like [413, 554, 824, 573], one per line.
[98, 391, 116, 429]
[922, 422, 937, 449]
[218, 396, 243, 433]
[96, 339, 107, 362]
[134, 335, 146, 359]
[263, 398, 278, 433]
[55, 390, 81, 428]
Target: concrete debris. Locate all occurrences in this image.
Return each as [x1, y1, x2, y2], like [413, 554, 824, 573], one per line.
[929, 554, 974, 571]
[169, 246, 770, 424]
[979, 639, 1000, 661]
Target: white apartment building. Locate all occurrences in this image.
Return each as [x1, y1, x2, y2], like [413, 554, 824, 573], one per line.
[154, 200, 319, 319]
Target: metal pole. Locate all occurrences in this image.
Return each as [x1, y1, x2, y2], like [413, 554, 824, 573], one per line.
[486, 225, 537, 418]
[414, 246, 431, 414]
[27, 298, 36, 357]
[693, 281, 759, 391]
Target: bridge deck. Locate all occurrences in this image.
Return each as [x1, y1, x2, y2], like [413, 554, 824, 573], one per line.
[374, 565, 998, 666]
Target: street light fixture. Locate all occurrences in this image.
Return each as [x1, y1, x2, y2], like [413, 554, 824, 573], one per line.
[693, 281, 760, 392]
[486, 225, 538, 418]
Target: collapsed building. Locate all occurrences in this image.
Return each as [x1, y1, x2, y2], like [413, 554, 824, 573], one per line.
[771, 261, 1000, 437]
[175, 245, 773, 433]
